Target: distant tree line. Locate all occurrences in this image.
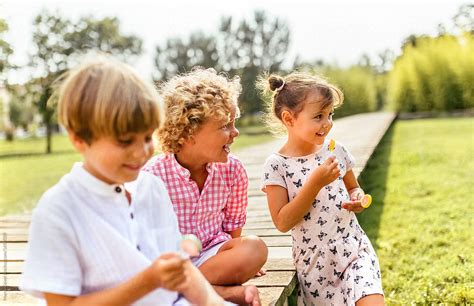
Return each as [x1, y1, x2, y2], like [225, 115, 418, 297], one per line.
[0, 4, 472, 152]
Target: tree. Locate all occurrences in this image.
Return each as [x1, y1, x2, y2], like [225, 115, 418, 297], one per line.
[0, 18, 13, 81]
[153, 11, 290, 114]
[29, 11, 143, 153]
[453, 3, 474, 34]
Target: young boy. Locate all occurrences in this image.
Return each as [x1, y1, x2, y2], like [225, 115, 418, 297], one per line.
[143, 68, 267, 306]
[20, 57, 223, 306]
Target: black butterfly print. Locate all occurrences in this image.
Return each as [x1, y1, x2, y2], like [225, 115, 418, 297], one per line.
[325, 185, 333, 192]
[317, 276, 326, 285]
[320, 206, 329, 213]
[328, 193, 336, 201]
[327, 280, 335, 286]
[302, 271, 309, 278]
[377, 270, 381, 279]
[329, 246, 337, 255]
[335, 201, 342, 210]
[326, 291, 334, 299]
[310, 289, 319, 298]
[315, 262, 324, 271]
[300, 226, 309, 234]
[299, 249, 307, 256]
[334, 216, 342, 223]
[303, 212, 311, 221]
[353, 235, 359, 242]
[354, 275, 363, 284]
[328, 238, 336, 244]
[343, 297, 348, 304]
[330, 260, 337, 267]
[365, 281, 374, 287]
[346, 288, 352, 295]
[285, 171, 294, 178]
[282, 162, 289, 168]
[317, 231, 327, 241]
[339, 187, 344, 194]
[304, 280, 312, 288]
[343, 249, 352, 258]
[349, 219, 354, 227]
[264, 173, 269, 180]
[333, 269, 343, 279]
[302, 235, 311, 244]
[337, 226, 345, 234]
[293, 179, 302, 188]
[342, 146, 347, 153]
[303, 257, 311, 265]
[301, 167, 310, 175]
[317, 217, 327, 226]
[309, 244, 317, 252]
[342, 232, 350, 240]
[297, 158, 308, 163]
[371, 259, 376, 266]
[312, 199, 320, 208]
[271, 164, 278, 171]
[315, 155, 322, 162]
[317, 249, 326, 258]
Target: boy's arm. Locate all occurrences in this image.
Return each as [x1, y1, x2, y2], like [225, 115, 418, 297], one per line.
[43, 253, 188, 306]
[180, 261, 224, 305]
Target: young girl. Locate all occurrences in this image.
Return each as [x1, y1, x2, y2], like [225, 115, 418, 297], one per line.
[143, 68, 267, 306]
[20, 57, 224, 306]
[259, 73, 384, 305]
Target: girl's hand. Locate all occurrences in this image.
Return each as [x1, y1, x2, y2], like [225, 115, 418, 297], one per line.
[342, 187, 365, 213]
[151, 253, 189, 291]
[312, 155, 340, 187]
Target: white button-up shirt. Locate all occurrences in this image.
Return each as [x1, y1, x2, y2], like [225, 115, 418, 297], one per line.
[21, 163, 184, 305]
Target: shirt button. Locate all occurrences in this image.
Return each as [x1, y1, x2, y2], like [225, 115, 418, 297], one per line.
[136, 245, 141, 251]
[130, 212, 134, 219]
[115, 186, 122, 193]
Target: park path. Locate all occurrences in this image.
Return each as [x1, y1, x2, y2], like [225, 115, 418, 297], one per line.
[0, 111, 396, 305]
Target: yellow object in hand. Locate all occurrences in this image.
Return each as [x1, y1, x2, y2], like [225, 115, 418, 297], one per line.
[329, 139, 336, 152]
[361, 194, 372, 208]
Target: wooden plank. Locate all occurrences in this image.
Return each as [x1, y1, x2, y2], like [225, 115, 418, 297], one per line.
[0, 261, 23, 273]
[257, 286, 285, 306]
[261, 236, 292, 247]
[263, 258, 294, 271]
[243, 228, 289, 236]
[245, 271, 295, 287]
[0, 291, 41, 305]
[0, 274, 21, 290]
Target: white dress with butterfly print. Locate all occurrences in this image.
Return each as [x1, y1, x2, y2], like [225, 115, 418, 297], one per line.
[262, 139, 383, 306]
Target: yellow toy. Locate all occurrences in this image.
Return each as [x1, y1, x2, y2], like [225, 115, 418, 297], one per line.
[329, 139, 336, 153]
[361, 194, 372, 208]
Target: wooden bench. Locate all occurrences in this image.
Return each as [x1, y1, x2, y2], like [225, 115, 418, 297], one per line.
[0, 112, 396, 305]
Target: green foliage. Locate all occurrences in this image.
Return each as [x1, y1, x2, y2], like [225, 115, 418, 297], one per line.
[387, 33, 474, 112]
[316, 66, 378, 117]
[358, 117, 474, 304]
[153, 11, 290, 115]
[28, 11, 143, 153]
[0, 18, 13, 80]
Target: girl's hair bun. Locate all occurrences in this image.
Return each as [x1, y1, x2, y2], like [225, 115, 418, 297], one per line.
[268, 75, 284, 92]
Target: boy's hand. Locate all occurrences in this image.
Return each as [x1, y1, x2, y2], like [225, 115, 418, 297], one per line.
[312, 155, 340, 187]
[151, 253, 189, 291]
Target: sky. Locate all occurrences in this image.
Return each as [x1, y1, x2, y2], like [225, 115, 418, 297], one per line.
[1, 0, 467, 83]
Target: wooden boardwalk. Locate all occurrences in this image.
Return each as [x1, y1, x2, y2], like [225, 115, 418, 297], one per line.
[0, 112, 396, 305]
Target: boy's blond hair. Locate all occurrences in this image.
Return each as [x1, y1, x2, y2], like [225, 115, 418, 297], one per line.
[158, 68, 241, 153]
[58, 56, 163, 143]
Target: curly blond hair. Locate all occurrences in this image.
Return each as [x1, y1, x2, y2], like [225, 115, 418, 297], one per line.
[257, 72, 344, 136]
[158, 68, 241, 153]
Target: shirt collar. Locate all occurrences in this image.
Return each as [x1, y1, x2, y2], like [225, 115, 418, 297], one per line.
[168, 154, 213, 180]
[70, 162, 128, 197]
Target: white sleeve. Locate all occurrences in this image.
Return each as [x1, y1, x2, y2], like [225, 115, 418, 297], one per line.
[20, 199, 82, 298]
[261, 155, 287, 192]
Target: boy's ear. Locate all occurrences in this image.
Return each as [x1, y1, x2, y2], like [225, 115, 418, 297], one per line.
[281, 110, 294, 127]
[67, 131, 89, 153]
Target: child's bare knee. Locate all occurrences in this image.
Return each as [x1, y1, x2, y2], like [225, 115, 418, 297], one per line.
[242, 235, 268, 265]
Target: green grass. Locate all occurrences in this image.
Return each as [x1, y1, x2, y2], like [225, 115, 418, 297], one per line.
[0, 133, 274, 215]
[358, 117, 474, 304]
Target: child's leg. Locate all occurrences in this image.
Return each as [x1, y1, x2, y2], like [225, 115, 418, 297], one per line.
[213, 284, 260, 306]
[199, 235, 268, 285]
[356, 294, 385, 306]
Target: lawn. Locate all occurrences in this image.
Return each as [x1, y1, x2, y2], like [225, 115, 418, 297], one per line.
[357, 117, 474, 304]
[0, 133, 274, 216]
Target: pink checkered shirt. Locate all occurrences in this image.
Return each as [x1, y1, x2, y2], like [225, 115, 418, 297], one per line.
[143, 154, 248, 251]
